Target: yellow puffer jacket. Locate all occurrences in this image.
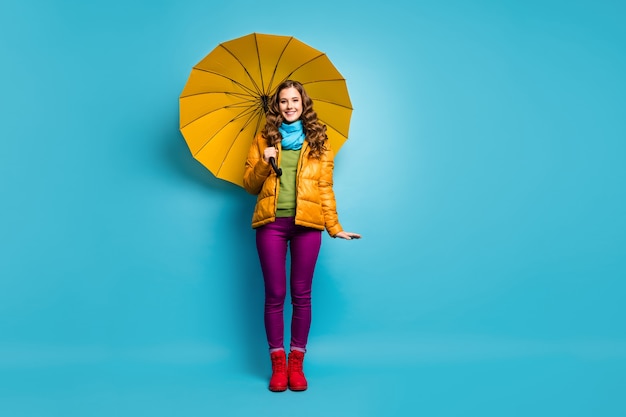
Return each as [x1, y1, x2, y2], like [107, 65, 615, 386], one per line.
[243, 133, 343, 236]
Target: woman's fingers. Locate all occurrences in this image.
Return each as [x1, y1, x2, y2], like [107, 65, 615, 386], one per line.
[335, 231, 361, 240]
[263, 147, 277, 162]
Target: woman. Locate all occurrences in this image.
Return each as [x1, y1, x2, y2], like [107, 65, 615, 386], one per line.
[243, 80, 360, 392]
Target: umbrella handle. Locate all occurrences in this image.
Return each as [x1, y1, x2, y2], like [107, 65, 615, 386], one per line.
[269, 157, 282, 177]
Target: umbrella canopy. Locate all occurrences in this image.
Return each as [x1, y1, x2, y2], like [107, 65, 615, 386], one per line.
[179, 33, 353, 187]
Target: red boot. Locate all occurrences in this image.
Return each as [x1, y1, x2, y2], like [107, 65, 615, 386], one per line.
[268, 350, 288, 392]
[287, 350, 308, 391]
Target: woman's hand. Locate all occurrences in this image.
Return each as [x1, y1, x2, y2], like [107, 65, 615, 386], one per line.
[334, 231, 361, 240]
[263, 147, 277, 163]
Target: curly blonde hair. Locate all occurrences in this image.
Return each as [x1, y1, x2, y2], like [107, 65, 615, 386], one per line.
[261, 80, 328, 159]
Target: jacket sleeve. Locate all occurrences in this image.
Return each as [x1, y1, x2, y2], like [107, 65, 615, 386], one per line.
[243, 133, 271, 195]
[319, 145, 343, 237]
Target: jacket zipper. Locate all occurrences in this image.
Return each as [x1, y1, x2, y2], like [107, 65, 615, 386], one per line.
[294, 142, 307, 219]
[274, 144, 280, 216]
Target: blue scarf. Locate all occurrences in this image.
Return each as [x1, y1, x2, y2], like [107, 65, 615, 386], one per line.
[279, 120, 305, 150]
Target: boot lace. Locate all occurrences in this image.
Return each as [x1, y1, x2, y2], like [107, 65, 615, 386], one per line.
[289, 352, 304, 374]
[271, 354, 286, 373]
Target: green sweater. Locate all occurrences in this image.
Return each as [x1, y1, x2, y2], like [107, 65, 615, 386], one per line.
[276, 149, 300, 217]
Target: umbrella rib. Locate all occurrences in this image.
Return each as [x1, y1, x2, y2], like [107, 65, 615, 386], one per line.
[318, 117, 350, 138]
[216, 107, 265, 177]
[253, 33, 266, 95]
[181, 91, 256, 101]
[219, 43, 264, 97]
[266, 36, 294, 94]
[301, 78, 349, 86]
[308, 97, 353, 111]
[193, 104, 263, 157]
[182, 68, 259, 98]
[300, 79, 354, 110]
[180, 95, 259, 130]
[281, 53, 328, 82]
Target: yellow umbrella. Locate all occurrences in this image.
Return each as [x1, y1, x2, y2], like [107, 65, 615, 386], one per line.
[179, 32, 353, 187]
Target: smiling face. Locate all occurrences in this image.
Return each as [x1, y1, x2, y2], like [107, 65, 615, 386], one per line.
[278, 86, 303, 123]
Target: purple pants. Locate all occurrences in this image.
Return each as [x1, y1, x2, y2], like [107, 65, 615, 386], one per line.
[256, 217, 322, 351]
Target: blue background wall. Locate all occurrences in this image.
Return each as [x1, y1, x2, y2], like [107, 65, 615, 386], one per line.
[1, 0, 624, 416]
